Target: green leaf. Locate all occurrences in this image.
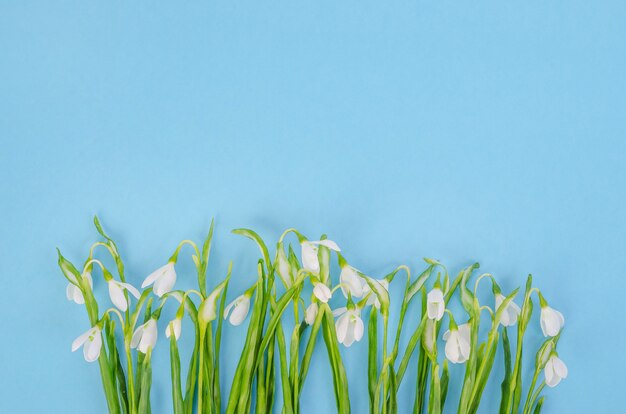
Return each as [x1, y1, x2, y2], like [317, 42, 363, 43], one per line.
[368, 308, 378, 414]
[199, 218, 215, 296]
[169, 334, 184, 414]
[499, 328, 512, 414]
[56, 248, 81, 285]
[321, 304, 351, 413]
[137, 349, 153, 414]
[232, 228, 272, 272]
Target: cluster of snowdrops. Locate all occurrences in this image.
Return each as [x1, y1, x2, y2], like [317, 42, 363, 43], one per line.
[59, 218, 567, 414]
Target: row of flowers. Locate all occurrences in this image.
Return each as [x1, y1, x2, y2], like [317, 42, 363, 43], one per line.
[60, 218, 567, 414]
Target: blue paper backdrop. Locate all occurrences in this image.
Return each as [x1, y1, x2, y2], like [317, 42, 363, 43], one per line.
[1, 1, 624, 413]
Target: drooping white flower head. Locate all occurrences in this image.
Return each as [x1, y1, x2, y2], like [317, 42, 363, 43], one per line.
[313, 283, 332, 303]
[66, 271, 93, 305]
[165, 318, 182, 341]
[443, 323, 471, 364]
[305, 302, 319, 325]
[339, 265, 365, 298]
[333, 307, 364, 347]
[495, 293, 521, 327]
[224, 294, 251, 326]
[131, 318, 158, 353]
[363, 279, 390, 309]
[108, 280, 141, 312]
[142, 262, 177, 297]
[72, 326, 102, 362]
[544, 354, 568, 387]
[540, 306, 565, 337]
[301, 240, 340, 273]
[427, 288, 445, 321]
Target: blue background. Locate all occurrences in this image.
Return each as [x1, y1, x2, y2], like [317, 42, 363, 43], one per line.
[1, 1, 624, 413]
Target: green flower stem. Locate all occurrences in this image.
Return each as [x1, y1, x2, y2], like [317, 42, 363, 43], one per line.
[197, 324, 207, 414]
[527, 382, 546, 414]
[368, 308, 378, 414]
[169, 333, 184, 414]
[276, 320, 294, 414]
[504, 275, 534, 414]
[522, 369, 541, 414]
[298, 304, 324, 393]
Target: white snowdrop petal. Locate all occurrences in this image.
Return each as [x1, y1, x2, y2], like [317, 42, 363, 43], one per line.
[72, 288, 85, 305]
[314, 239, 341, 252]
[305, 303, 318, 325]
[224, 296, 242, 320]
[445, 334, 460, 363]
[109, 282, 128, 312]
[353, 315, 364, 342]
[85, 334, 102, 362]
[142, 265, 165, 288]
[66, 284, 74, 301]
[335, 314, 350, 343]
[72, 329, 92, 352]
[119, 282, 141, 299]
[131, 324, 145, 348]
[553, 357, 568, 378]
[230, 299, 250, 326]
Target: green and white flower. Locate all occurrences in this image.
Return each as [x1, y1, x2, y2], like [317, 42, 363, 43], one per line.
[339, 264, 364, 298]
[301, 239, 340, 273]
[443, 323, 470, 364]
[224, 294, 251, 326]
[131, 318, 158, 353]
[539, 294, 565, 337]
[333, 307, 364, 347]
[495, 292, 521, 326]
[544, 354, 568, 387]
[71, 326, 102, 362]
[66, 271, 93, 305]
[305, 302, 318, 325]
[107, 279, 140, 312]
[313, 282, 332, 303]
[165, 317, 182, 341]
[142, 262, 177, 297]
[427, 287, 445, 321]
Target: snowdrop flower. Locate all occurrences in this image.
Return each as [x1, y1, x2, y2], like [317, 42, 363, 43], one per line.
[339, 265, 365, 298]
[165, 317, 182, 341]
[301, 240, 340, 273]
[427, 287, 445, 321]
[544, 354, 568, 387]
[495, 293, 521, 327]
[66, 271, 93, 305]
[313, 283, 332, 303]
[539, 294, 565, 337]
[108, 279, 141, 312]
[131, 318, 158, 353]
[363, 278, 389, 309]
[443, 323, 471, 364]
[142, 262, 177, 297]
[71, 326, 102, 362]
[333, 307, 364, 347]
[305, 302, 319, 325]
[224, 294, 251, 326]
